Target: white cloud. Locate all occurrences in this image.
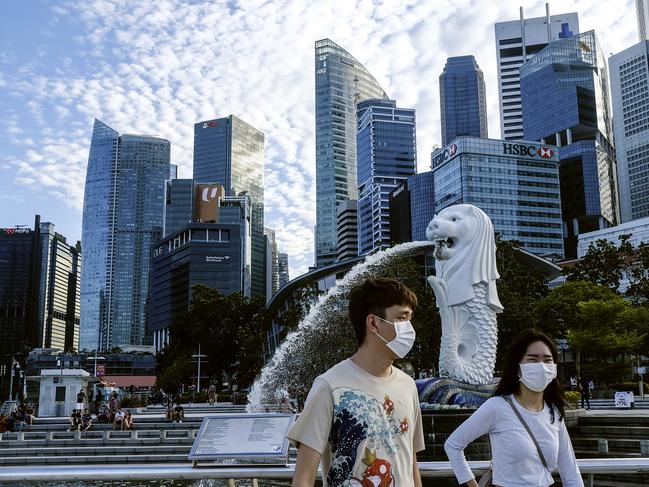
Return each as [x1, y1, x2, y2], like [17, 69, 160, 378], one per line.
[2, 0, 637, 276]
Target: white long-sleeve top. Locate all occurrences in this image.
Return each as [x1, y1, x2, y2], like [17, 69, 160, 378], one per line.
[444, 395, 584, 487]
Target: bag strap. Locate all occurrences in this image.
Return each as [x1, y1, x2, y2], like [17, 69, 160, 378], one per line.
[503, 395, 549, 470]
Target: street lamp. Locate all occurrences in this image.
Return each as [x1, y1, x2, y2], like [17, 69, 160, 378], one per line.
[86, 352, 106, 377]
[8, 359, 19, 401]
[192, 343, 207, 394]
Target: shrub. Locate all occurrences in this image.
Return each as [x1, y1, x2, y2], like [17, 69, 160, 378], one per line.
[564, 391, 580, 409]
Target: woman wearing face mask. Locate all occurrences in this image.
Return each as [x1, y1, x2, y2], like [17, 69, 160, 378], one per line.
[444, 328, 584, 487]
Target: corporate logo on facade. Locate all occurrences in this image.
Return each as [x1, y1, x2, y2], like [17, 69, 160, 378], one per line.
[2, 228, 30, 236]
[432, 143, 458, 168]
[153, 245, 166, 259]
[503, 143, 554, 159]
[202, 121, 219, 128]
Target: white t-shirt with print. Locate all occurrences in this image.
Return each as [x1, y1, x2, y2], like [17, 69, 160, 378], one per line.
[288, 358, 425, 487]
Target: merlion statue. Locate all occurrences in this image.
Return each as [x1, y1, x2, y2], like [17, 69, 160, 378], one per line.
[426, 204, 503, 385]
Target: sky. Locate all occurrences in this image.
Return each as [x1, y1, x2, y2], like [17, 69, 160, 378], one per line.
[0, 0, 637, 277]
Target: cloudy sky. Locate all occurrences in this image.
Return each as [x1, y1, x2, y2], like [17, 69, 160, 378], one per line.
[0, 0, 636, 277]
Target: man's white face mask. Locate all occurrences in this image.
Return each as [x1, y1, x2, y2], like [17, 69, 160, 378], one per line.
[374, 316, 416, 358]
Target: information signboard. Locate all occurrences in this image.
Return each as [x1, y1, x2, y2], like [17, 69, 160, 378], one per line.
[615, 391, 633, 408]
[189, 414, 295, 466]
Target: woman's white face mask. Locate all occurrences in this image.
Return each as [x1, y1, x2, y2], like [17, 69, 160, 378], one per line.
[519, 362, 557, 392]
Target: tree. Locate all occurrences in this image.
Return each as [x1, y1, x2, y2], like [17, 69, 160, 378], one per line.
[533, 280, 619, 339]
[566, 235, 632, 289]
[569, 297, 646, 380]
[155, 285, 271, 394]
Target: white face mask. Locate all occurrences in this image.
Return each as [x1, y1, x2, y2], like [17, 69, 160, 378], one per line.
[519, 362, 557, 392]
[374, 316, 416, 358]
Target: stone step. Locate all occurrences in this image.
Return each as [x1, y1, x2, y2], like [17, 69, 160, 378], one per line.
[0, 453, 189, 466]
[570, 425, 649, 438]
[27, 422, 201, 432]
[0, 437, 195, 448]
[0, 445, 190, 457]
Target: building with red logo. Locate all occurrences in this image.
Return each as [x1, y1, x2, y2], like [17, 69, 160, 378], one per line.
[430, 136, 564, 258]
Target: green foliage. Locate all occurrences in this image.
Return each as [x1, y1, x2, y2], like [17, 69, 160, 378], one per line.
[533, 281, 618, 338]
[566, 235, 632, 289]
[564, 391, 580, 409]
[155, 286, 271, 393]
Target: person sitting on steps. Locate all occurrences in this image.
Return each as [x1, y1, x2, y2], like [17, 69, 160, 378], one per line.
[113, 407, 125, 431]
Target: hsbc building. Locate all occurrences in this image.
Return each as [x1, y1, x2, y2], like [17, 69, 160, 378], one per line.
[431, 136, 564, 258]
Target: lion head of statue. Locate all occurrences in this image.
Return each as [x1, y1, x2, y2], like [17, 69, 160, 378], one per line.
[426, 204, 503, 311]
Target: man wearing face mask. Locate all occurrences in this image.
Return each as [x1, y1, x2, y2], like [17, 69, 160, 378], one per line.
[289, 278, 425, 487]
[444, 329, 584, 487]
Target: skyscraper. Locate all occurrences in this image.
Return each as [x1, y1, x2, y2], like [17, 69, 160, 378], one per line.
[37, 222, 81, 352]
[520, 30, 618, 256]
[610, 40, 649, 222]
[149, 191, 251, 352]
[264, 227, 279, 296]
[439, 56, 488, 145]
[356, 99, 417, 255]
[638, 0, 649, 40]
[495, 7, 579, 140]
[80, 119, 170, 351]
[164, 178, 194, 237]
[314, 38, 388, 267]
[193, 116, 265, 298]
[336, 199, 358, 261]
[277, 253, 289, 288]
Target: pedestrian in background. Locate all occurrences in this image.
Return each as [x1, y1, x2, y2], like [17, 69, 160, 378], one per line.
[445, 328, 583, 487]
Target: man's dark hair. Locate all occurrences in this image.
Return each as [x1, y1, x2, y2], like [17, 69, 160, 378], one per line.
[348, 278, 418, 346]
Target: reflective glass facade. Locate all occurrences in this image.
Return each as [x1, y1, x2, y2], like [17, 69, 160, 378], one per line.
[610, 40, 649, 222]
[164, 179, 194, 237]
[520, 30, 619, 256]
[432, 137, 564, 257]
[37, 223, 81, 352]
[80, 119, 170, 351]
[495, 12, 579, 140]
[408, 172, 436, 241]
[193, 116, 265, 298]
[315, 39, 388, 266]
[0, 226, 37, 370]
[356, 99, 417, 255]
[440, 56, 488, 145]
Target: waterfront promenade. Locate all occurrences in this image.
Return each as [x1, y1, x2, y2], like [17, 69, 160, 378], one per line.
[0, 400, 648, 485]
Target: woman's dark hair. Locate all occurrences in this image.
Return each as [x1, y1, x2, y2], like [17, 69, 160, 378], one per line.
[348, 278, 418, 345]
[494, 328, 566, 422]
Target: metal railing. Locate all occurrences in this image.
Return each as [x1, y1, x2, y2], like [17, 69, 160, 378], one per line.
[0, 458, 647, 486]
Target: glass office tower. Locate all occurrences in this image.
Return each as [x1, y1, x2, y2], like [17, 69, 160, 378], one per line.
[314, 38, 388, 266]
[439, 56, 488, 145]
[495, 9, 579, 140]
[356, 99, 417, 255]
[610, 40, 649, 222]
[80, 119, 170, 351]
[521, 30, 619, 257]
[193, 116, 265, 298]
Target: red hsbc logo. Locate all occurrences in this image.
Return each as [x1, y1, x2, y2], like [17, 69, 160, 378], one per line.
[5, 228, 15, 235]
[202, 121, 219, 128]
[537, 147, 554, 158]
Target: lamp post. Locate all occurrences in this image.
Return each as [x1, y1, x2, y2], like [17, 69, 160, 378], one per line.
[192, 344, 207, 394]
[8, 358, 19, 401]
[87, 351, 106, 377]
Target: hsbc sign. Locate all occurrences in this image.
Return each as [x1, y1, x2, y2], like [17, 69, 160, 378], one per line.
[503, 143, 555, 159]
[431, 143, 458, 168]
